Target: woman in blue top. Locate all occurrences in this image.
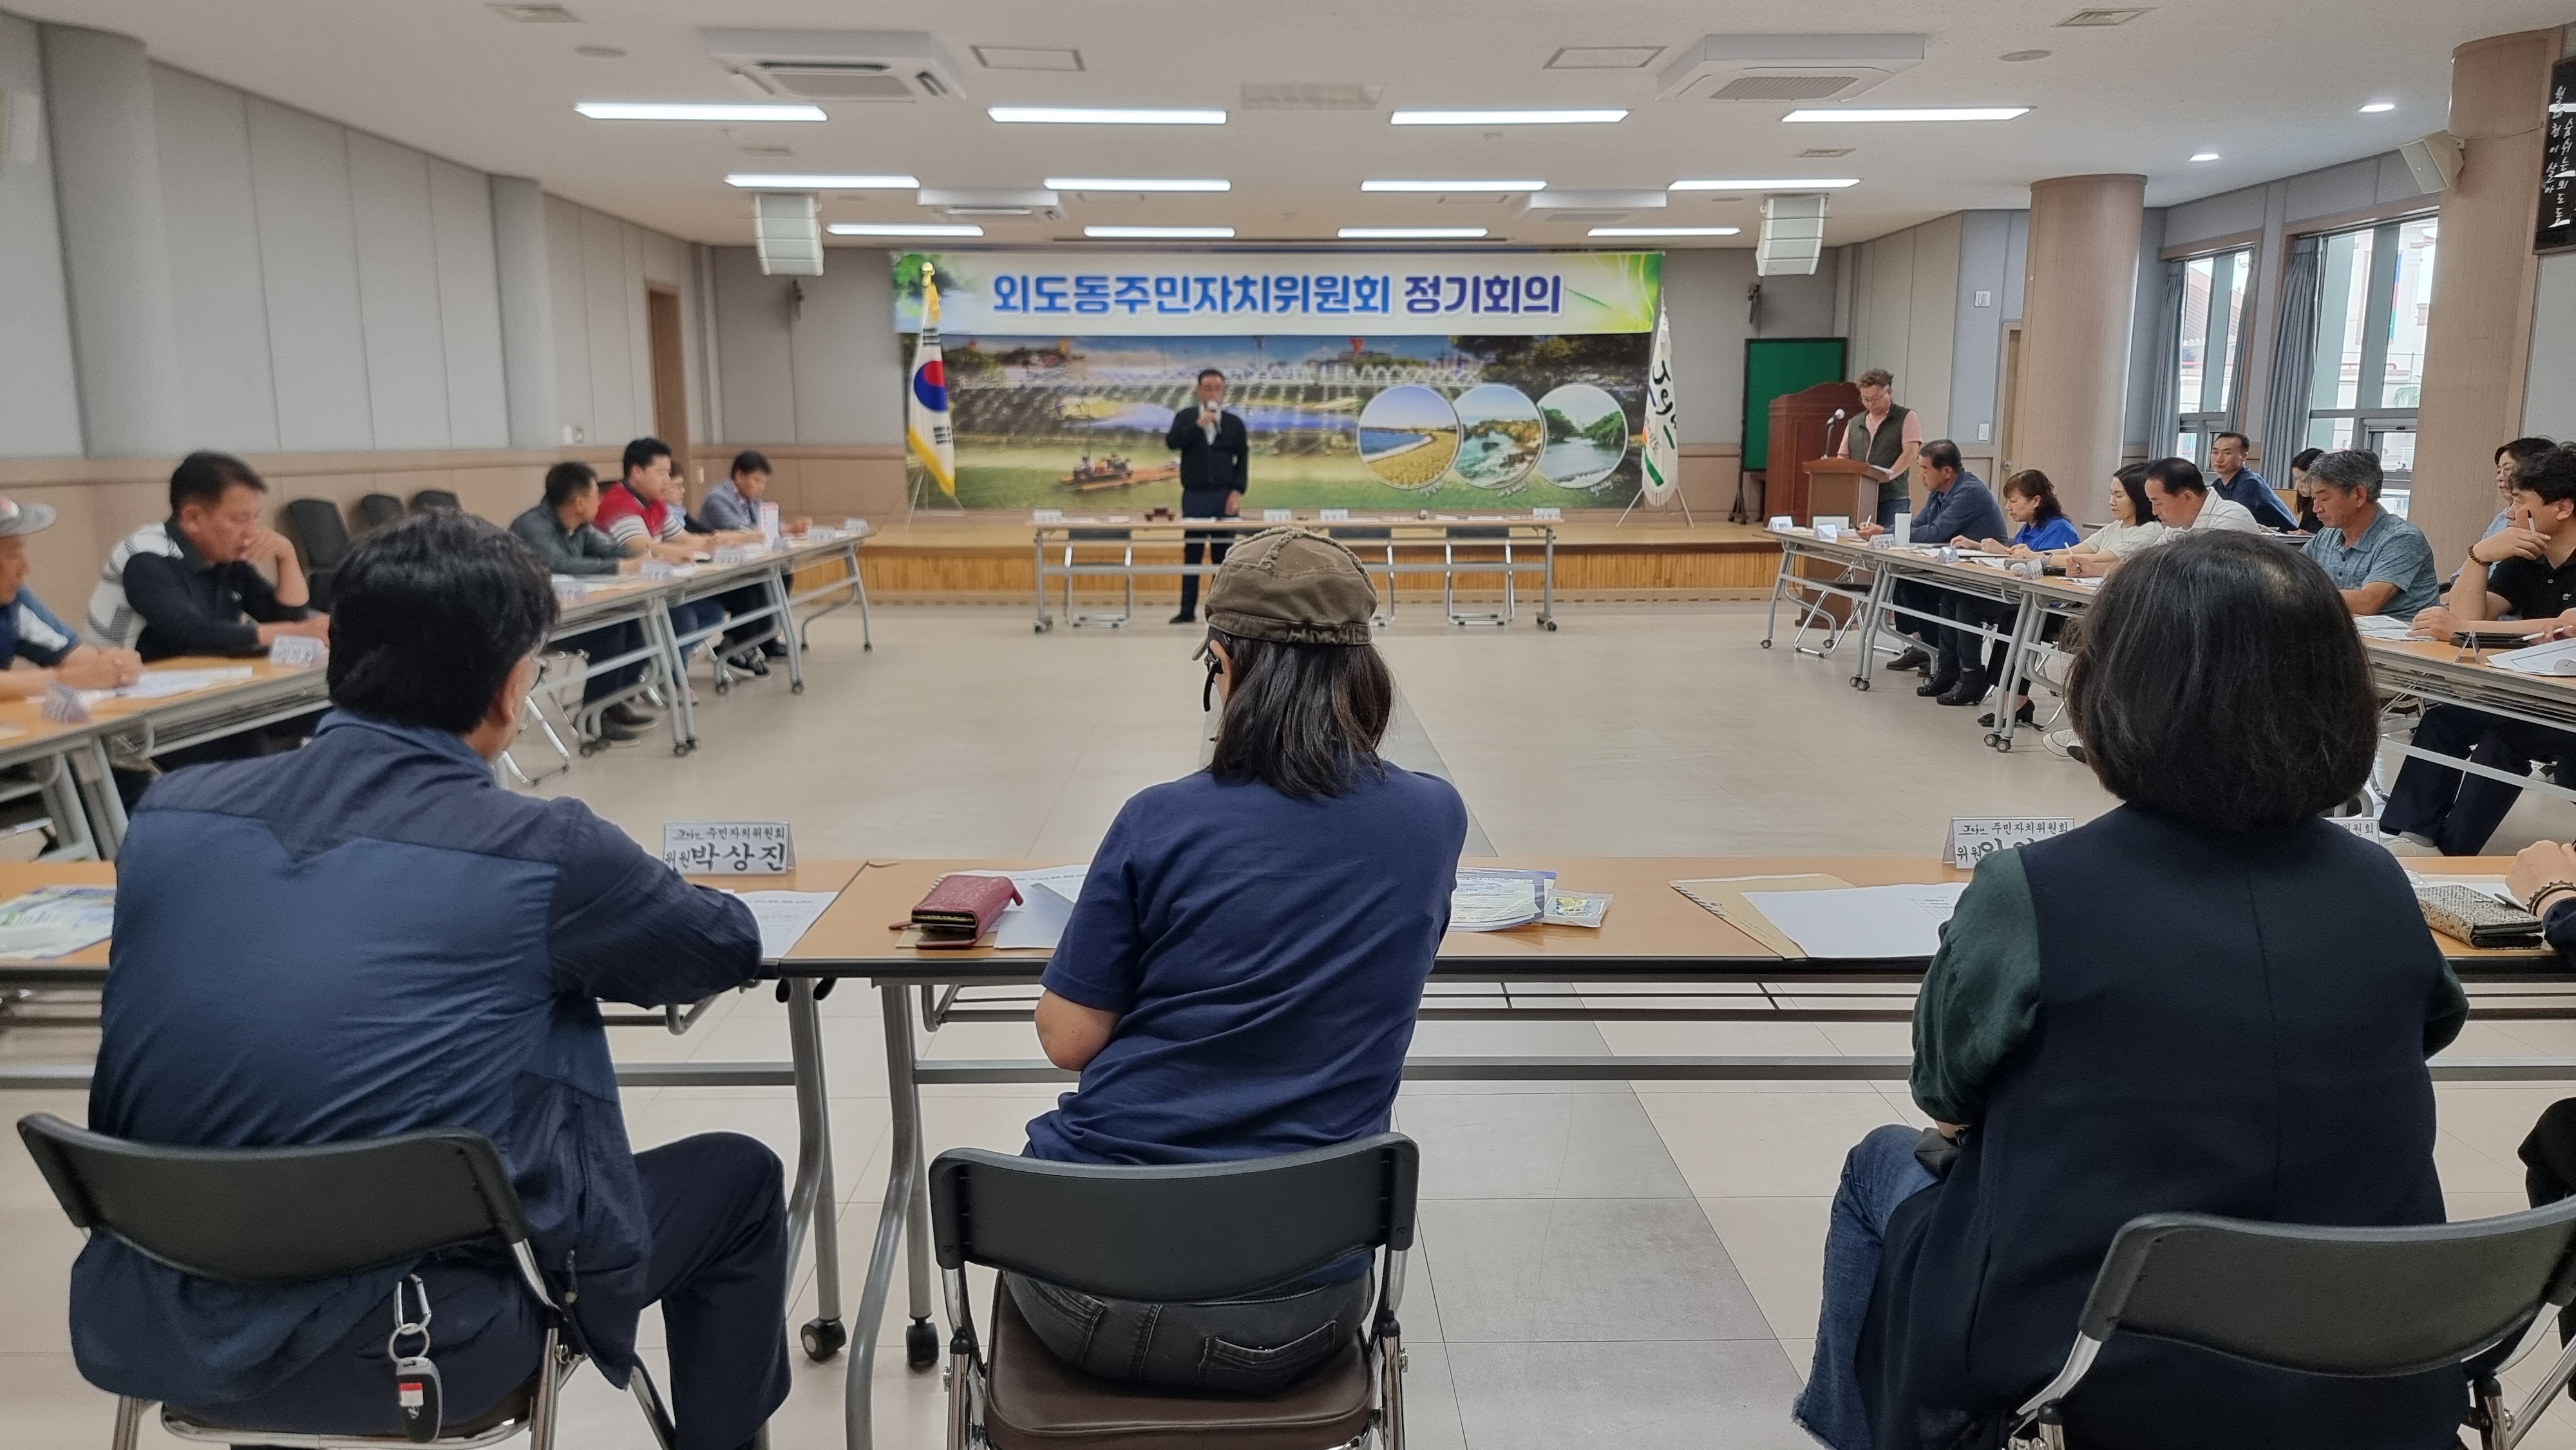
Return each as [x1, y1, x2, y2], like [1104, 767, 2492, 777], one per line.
[1012, 526, 1469, 1396]
[1927, 471, 2082, 711]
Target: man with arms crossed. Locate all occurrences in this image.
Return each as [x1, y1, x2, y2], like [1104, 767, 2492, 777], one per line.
[2383, 446, 2576, 854]
[1165, 368, 1249, 624]
[75, 512, 787, 1450]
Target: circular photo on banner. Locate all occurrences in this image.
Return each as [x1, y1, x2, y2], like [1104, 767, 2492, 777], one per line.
[1358, 384, 1461, 490]
[1449, 384, 1544, 491]
[1537, 383, 1630, 491]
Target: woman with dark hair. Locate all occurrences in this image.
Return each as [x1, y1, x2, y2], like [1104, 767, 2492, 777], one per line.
[1935, 471, 2086, 719]
[1965, 469, 2080, 556]
[1794, 532, 2469, 1450]
[2041, 464, 2163, 571]
[2291, 445, 2328, 532]
[1011, 527, 1468, 1394]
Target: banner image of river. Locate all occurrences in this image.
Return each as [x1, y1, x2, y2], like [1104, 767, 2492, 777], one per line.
[932, 332, 1649, 510]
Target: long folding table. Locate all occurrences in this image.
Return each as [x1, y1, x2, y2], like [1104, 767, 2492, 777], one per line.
[1032, 516, 1559, 632]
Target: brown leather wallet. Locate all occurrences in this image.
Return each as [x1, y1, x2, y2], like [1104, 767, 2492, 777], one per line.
[911, 874, 1020, 942]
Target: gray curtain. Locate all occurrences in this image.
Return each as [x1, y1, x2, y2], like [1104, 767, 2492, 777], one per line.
[2143, 259, 2184, 459]
[2260, 235, 2322, 482]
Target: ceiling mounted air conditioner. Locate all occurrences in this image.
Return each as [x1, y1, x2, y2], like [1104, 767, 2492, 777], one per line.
[705, 29, 965, 102]
[1657, 34, 1924, 104]
[1515, 189, 1667, 221]
[919, 186, 1063, 220]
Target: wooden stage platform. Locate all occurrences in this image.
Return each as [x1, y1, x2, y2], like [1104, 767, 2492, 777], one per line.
[853, 514, 1785, 605]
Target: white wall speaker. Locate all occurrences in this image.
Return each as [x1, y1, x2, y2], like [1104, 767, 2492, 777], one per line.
[2398, 131, 2463, 194]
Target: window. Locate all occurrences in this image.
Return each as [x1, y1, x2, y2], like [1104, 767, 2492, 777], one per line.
[2172, 247, 2252, 464]
[2305, 215, 2437, 512]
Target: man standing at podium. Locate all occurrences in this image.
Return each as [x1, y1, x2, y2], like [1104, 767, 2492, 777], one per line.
[1838, 368, 1922, 529]
[1166, 368, 1249, 624]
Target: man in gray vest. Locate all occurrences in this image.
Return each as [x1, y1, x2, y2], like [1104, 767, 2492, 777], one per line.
[1839, 368, 1922, 530]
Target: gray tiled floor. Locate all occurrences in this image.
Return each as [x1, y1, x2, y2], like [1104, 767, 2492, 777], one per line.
[10, 601, 2576, 1448]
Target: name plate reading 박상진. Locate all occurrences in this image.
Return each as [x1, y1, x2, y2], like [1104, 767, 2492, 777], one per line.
[1946, 816, 2076, 869]
[664, 821, 795, 876]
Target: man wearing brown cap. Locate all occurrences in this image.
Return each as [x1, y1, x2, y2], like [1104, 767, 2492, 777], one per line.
[1015, 527, 1468, 1393]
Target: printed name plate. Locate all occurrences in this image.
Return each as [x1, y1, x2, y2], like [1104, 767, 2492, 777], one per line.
[1946, 816, 2077, 868]
[2331, 815, 2394, 848]
[39, 682, 90, 724]
[1032, 509, 1064, 524]
[267, 634, 326, 668]
[1532, 506, 1562, 521]
[663, 820, 796, 876]
[1320, 508, 1351, 522]
[1769, 515, 1795, 531]
[1263, 508, 1293, 522]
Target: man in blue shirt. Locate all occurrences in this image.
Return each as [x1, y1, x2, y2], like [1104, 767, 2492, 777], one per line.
[0, 494, 142, 697]
[76, 513, 786, 1450]
[2301, 449, 2438, 620]
[1855, 440, 2006, 681]
[2208, 431, 2298, 530]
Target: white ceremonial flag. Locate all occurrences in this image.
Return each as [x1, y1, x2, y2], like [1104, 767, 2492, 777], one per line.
[907, 266, 958, 496]
[1640, 303, 1681, 507]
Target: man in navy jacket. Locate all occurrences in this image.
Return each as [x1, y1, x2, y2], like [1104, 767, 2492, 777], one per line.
[75, 513, 786, 1450]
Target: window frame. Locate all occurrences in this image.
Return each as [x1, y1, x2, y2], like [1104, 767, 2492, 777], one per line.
[2301, 212, 2437, 507]
[2172, 245, 2254, 466]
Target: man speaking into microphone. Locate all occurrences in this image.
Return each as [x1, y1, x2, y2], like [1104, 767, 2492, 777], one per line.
[1164, 368, 1248, 624]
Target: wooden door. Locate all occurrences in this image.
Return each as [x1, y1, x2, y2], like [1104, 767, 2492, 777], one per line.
[646, 287, 690, 483]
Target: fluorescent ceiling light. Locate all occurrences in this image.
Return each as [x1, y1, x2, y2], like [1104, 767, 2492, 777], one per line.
[1670, 178, 1859, 191]
[2360, 100, 2396, 113]
[1084, 225, 1235, 238]
[1045, 176, 1231, 191]
[1361, 179, 1545, 193]
[828, 223, 986, 237]
[1590, 226, 1741, 236]
[576, 101, 824, 121]
[1338, 227, 1490, 239]
[1784, 107, 2027, 122]
[728, 173, 917, 189]
[1390, 109, 1625, 126]
[2190, 151, 2219, 162]
[991, 106, 1226, 124]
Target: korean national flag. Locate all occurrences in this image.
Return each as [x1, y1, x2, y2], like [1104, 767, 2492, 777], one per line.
[907, 319, 956, 497]
[1640, 304, 1681, 507]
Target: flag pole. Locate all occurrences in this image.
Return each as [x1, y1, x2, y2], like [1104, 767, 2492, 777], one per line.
[1620, 301, 1693, 528]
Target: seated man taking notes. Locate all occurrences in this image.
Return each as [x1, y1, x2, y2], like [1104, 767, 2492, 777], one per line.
[2300, 449, 2437, 620]
[1851, 440, 2005, 677]
[75, 512, 787, 1450]
[2382, 445, 2576, 854]
[0, 495, 141, 696]
[510, 460, 659, 745]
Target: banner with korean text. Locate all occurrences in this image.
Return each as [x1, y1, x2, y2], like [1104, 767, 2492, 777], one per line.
[888, 251, 1662, 510]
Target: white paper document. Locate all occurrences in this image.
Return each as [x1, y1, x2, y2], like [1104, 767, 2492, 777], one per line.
[0, 885, 115, 960]
[1741, 883, 1970, 959]
[951, 867, 1092, 950]
[725, 890, 840, 959]
[2492, 638, 2576, 677]
[2353, 615, 2416, 640]
[81, 665, 255, 706]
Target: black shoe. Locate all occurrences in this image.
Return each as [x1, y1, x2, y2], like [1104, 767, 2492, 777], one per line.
[1916, 668, 1958, 698]
[603, 701, 658, 729]
[1888, 647, 1933, 674]
[1978, 700, 2038, 728]
[761, 639, 790, 659]
[585, 716, 645, 744]
[1937, 669, 1989, 707]
[1169, 611, 1196, 625]
[726, 648, 771, 678]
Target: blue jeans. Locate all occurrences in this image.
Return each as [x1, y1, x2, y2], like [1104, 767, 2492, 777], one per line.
[1795, 1124, 1939, 1450]
[668, 598, 726, 664]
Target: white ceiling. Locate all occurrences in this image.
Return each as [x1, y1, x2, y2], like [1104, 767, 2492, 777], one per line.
[10, 0, 2561, 249]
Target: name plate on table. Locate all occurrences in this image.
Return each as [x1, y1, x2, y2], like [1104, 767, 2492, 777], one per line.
[639, 559, 677, 580]
[2331, 815, 2395, 848]
[1532, 506, 1562, 521]
[39, 682, 90, 724]
[712, 545, 757, 566]
[843, 517, 870, 534]
[1263, 508, 1293, 522]
[267, 634, 326, 668]
[551, 577, 592, 604]
[1032, 509, 1065, 524]
[1321, 508, 1351, 522]
[663, 821, 796, 875]
[1814, 522, 1842, 542]
[1946, 816, 2076, 868]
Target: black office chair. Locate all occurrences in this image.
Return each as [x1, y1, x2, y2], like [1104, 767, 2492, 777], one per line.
[358, 494, 406, 531]
[16, 1113, 677, 1450]
[412, 489, 462, 514]
[1327, 527, 1398, 625]
[283, 499, 352, 614]
[928, 1133, 1418, 1450]
[2007, 1202, 2576, 1449]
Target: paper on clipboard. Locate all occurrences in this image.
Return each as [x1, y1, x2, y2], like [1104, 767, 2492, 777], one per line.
[1669, 874, 1853, 958]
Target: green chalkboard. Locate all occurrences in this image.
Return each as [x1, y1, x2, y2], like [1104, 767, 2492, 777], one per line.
[1743, 337, 1848, 472]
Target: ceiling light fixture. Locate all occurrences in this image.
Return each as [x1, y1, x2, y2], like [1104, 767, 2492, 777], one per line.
[573, 45, 626, 59]
[728, 173, 918, 189]
[578, 101, 824, 121]
[2000, 49, 2053, 61]
[1338, 227, 1490, 238]
[1783, 106, 2027, 122]
[1361, 179, 1546, 193]
[1045, 176, 1231, 191]
[1670, 177, 1858, 190]
[1084, 225, 1235, 238]
[990, 106, 1225, 124]
[1389, 109, 1626, 126]
[2190, 151, 2219, 162]
[2360, 100, 2396, 113]
[829, 222, 986, 236]
[1590, 226, 1741, 236]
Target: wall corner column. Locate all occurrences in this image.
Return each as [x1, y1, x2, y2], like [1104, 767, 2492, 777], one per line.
[489, 175, 561, 449]
[2414, 28, 2559, 566]
[38, 23, 185, 458]
[2018, 174, 2146, 499]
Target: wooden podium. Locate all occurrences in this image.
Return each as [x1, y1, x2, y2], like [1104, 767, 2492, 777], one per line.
[1765, 381, 1866, 523]
[1803, 459, 1880, 527]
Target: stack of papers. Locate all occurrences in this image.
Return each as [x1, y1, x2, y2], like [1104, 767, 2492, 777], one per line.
[80, 666, 255, 706]
[1739, 883, 1969, 959]
[0, 885, 114, 960]
[952, 866, 1091, 950]
[2353, 615, 2418, 641]
[724, 889, 839, 959]
[2492, 638, 2576, 677]
[1452, 868, 1555, 930]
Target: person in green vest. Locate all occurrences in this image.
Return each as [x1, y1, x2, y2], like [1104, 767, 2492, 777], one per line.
[1839, 368, 1923, 529]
